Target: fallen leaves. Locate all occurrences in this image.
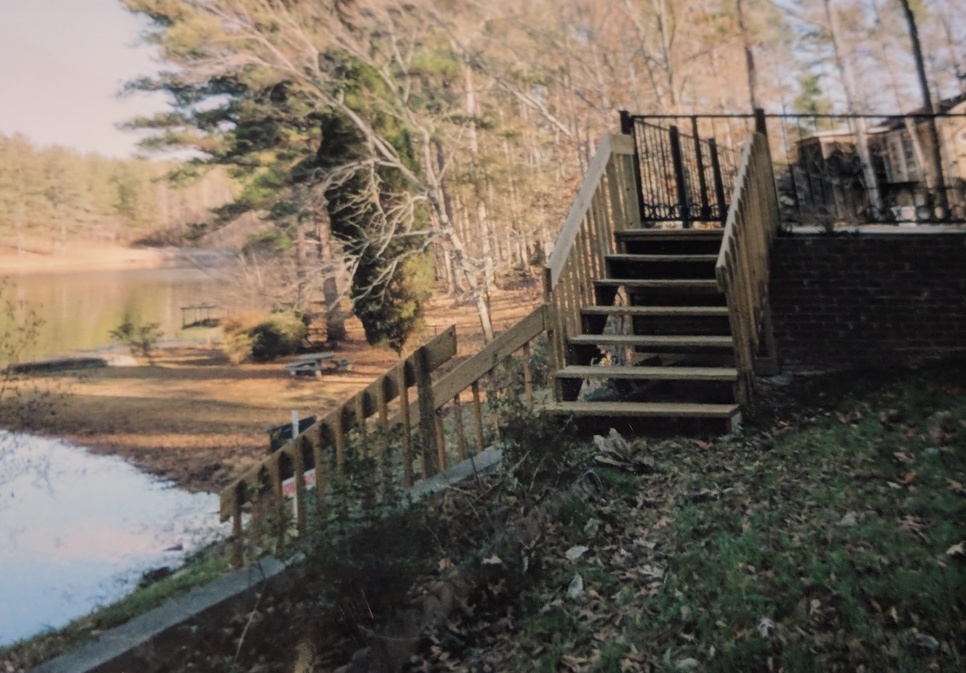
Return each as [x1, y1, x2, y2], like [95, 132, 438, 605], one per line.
[898, 515, 930, 543]
[837, 511, 859, 527]
[944, 542, 964, 558]
[593, 428, 656, 474]
[566, 574, 584, 600]
[947, 479, 966, 496]
[897, 470, 917, 485]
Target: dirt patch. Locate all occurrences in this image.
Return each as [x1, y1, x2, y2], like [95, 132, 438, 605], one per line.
[13, 284, 542, 493]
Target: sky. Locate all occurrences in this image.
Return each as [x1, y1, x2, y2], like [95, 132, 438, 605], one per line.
[0, 0, 168, 158]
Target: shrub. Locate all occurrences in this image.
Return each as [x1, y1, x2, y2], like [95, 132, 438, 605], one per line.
[499, 402, 584, 492]
[220, 310, 308, 363]
[220, 310, 263, 364]
[110, 315, 163, 361]
[248, 312, 307, 362]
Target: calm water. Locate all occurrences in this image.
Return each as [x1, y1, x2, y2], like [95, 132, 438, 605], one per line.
[5, 265, 221, 362]
[0, 264, 229, 646]
[0, 432, 227, 647]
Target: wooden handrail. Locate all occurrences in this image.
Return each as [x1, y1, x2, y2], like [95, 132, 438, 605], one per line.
[219, 327, 456, 523]
[543, 133, 639, 372]
[545, 134, 637, 288]
[715, 131, 780, 405]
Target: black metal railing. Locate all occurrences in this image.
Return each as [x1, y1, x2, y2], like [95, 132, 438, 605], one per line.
[620, 111, 748, 227]
[622, 108, 966, 227]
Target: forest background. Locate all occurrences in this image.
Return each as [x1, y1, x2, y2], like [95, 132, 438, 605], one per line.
[1, 0, 963, 351]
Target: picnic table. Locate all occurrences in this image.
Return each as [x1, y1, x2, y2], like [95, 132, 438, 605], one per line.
[283, 352, 353, 377]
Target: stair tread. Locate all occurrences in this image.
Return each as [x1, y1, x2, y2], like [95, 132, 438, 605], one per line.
[557, 365, 738, 381]
[606, 254, 718, 263]
[545, 400, 740, 418]
[569, 334, 733, 347]
[582, 305, 728, 316]
[615, 229, 724, 238]
[594, 278, 720, 289]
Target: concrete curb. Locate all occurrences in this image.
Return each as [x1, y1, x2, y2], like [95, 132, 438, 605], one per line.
[28, 447, 503, 673]
[29, 556, 291, 673]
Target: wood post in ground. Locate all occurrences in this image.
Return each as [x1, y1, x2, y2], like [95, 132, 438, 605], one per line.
[415, 345, 439, 477]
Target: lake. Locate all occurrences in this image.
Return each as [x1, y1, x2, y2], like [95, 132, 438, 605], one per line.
[0, 262, 230, 647]
[0, 432, 228, 647]
[3, 264, 223, 362]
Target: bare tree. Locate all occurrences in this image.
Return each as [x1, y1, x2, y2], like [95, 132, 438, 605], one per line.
[897, 0, 948, 206]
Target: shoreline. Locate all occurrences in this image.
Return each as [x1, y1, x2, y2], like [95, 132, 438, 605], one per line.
[0, 241, 233, 276]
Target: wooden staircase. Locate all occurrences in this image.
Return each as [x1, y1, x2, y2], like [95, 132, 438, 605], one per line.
[547, 228, 743, 432]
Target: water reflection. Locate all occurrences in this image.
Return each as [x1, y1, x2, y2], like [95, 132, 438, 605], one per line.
[6, 266, 221, 362]
[0, 431, 227, 647]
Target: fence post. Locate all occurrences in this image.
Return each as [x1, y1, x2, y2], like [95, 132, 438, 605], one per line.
[620, 110, 647, 228]
[754, 108, 768, 140]
[691, 117, 711, 221]
[415, 345, 439, 477]
[669, 125, 691, 228]
[709, 139, 728, 226]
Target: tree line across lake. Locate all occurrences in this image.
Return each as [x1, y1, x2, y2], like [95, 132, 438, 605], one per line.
[0, 133, 238, 250]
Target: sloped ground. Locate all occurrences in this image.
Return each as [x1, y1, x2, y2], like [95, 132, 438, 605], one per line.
[4, 357, 965, 672]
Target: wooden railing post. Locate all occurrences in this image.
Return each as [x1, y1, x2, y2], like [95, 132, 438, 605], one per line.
[415, 345, 438, 477]
[293, 438, 307, 535]
[471, 381, 485, 453]
[398, 364, 413, 487]
[620, 110, 646, 226]
[230, 484, 244, 568]
[709, 140, 727, 226]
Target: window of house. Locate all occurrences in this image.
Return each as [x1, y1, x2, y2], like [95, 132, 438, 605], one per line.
[886, 134, 906, 182]
[901, 133, 921, 181]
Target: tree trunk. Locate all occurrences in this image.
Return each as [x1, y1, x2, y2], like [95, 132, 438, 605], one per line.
[823, 0, 884, 219]
[736, 0, 758, 111]
[427, 138, 494, 342]
[316, 209, 347, 342]
[897, 0, 948, 208]
[294, 223, 308, 310]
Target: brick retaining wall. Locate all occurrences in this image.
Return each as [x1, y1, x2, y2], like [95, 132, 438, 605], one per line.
[769, 232, 966, 368]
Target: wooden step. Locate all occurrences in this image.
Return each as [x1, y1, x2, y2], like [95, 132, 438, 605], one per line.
[615, 229, 724, 240]
[605, 254, 718, 264]
[556, 365, 737, 382]
[604, 254, 718, 280]
[545, 400, 740, 419]
[615, 229, 724, 255]
[568, 334, 733, 349]
[594, 279, 720, 291]
[582, 305, 728, 317]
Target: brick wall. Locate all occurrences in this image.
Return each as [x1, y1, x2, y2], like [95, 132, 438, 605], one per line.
[769, 233, 966, 369]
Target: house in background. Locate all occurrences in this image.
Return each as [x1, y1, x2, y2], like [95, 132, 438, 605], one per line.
[790, 93, 966, 223]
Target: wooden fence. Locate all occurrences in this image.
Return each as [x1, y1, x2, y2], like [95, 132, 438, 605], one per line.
[714, 131, 780, 405]
[543, 133, 640, 369]
[219, 305, 555, 565]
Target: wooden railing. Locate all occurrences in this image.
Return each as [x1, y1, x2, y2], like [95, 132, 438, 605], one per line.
[543, 133, 639, 369]
[219, 305, 554, 565]
[715, 131, 780, 406]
